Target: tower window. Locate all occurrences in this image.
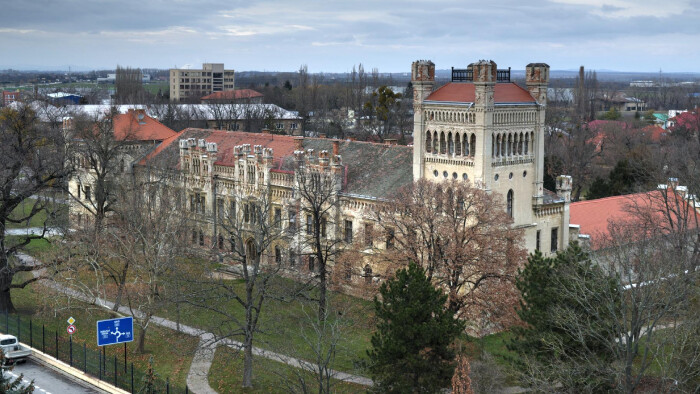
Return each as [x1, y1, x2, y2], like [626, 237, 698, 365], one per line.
[536, 230, 541, 251]
[551, 227, 558, 253]
[507, 189, 514, 218]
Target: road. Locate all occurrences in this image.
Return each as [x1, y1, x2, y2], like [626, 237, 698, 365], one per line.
[4, 359, 105, 394]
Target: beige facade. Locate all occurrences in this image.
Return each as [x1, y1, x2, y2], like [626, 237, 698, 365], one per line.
[411, 60, 572, 255]
[170, 63, 235, 102]
[73, 59, 573, 286]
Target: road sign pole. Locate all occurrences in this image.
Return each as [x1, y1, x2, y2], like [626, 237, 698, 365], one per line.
[69, 335, 73, 366]
[124, 342, 127, 373]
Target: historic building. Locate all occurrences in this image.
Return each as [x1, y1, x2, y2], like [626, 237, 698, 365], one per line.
[70, 59, 573, 281]
[411, 60, 572, 253]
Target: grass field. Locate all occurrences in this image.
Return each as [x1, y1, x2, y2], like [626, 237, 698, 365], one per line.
[208, 346, 366, 393]
[5, 197, 67, 229]
[155, 275, 374, 374]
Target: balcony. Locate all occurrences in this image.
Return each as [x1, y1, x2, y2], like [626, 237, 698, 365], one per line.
[451, 67, 511, 82]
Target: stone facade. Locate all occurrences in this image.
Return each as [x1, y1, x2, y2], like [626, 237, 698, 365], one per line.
[411, 60, 571, 254]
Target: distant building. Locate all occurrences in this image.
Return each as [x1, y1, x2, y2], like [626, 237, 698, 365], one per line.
[2, 90, 21, 106]
[47, 92, 83, 105]
[594, 92, 646, 113]
[201, 89, 263, 104]
[170, 63, 235, 102]
[97, 73, 150, 84]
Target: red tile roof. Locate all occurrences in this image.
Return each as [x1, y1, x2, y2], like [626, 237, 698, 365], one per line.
[201, 89, 263, 101]
[570, 190, 699, 249]
[112, 109, 178, 141]
[425, 83, 535, 104]
[145, 128, 298, 168]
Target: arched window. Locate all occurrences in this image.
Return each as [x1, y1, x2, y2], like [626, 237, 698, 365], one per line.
[507, 134, 513, 156]
[275, 246, 282, 264]
[440, 132, 446, 154]
[448, 133, 454, 155]
[455, 134, 461, 156]
[433, 131, 438, 153]
[470, 134, 476, 157]
[507, 189, 514, 218]
[463, 133, 468, 156]
[425, 132, 432, 153]
[524, 133, 529, 155]
[245, 239, 257, 264]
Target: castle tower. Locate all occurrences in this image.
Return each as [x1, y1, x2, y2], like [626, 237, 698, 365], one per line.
[525, 63, 550, 205]
[471, 60, 497, 187]
[411, 60, 435, 180]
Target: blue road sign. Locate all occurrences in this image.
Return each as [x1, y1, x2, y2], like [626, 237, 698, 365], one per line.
[96, 317, 134, 346]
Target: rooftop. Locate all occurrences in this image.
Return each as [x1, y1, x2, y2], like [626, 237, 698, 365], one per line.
[425, 83, 536, 104]
[201, 89, 263, 101]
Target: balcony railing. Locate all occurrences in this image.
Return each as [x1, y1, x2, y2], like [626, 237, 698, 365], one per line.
[451, 67, 511, 82]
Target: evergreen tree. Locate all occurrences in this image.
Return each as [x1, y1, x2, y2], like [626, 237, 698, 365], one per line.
[0, 350, 34, 393]
[367, 262, 464, 393]
[510, 243, 620, 391]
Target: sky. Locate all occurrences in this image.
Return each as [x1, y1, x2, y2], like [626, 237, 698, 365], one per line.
[1, 0, 699, 73]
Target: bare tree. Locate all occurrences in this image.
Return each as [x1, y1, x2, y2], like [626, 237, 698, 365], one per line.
[184, 186, 286, 388]
[292, 152, 344, 322]
[109, 167, 187, 353]
[0, 105, 69, 312]
[370, 179, 526, 331]
[524, 188, 700, 392]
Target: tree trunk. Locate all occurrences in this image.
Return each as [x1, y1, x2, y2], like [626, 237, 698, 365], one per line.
[0, 256, 16, 313]
[242, 332, 254, 388]
[137, 321, 149, 354]
[112, 265, 129, 311]
[319, 264, 327, 322]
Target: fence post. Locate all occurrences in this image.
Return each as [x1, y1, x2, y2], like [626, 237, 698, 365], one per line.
[16, 314, 19, 341]
[131, 363, 134, 394]
[69, 335, 73, 367]
[84, 343, 87, 373]
[29, 320, 32, 348]
[55, 331, 58, 360]
[114, 355, 117, 387]
[42, 324, 45, 353]
[166, 377, 170, 394]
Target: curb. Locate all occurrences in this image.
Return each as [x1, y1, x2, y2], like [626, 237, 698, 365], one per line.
[28, 345, 129, 394]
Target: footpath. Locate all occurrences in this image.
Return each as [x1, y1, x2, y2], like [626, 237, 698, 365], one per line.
[17, 253, 373, 394]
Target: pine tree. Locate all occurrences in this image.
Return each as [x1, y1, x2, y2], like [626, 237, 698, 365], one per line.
[367, 262, 464, 393]
[0, 350, 34, 393]
[510, 243, 620, 391]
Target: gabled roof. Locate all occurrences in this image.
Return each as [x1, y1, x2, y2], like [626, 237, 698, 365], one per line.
[112, 110, 178, 141]
[201, 89, 263, 101]
[425, 82, 536, 104]
[570, 190, 699, 249]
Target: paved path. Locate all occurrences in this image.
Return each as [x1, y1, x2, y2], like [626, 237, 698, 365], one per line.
[18, 253, 373, 393]
[5, 227, 64, 236]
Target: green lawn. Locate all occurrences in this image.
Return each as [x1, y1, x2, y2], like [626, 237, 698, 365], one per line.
[156, 274, 374, 374]
[6, 197, 67, 229]
[209, 346, 366, 393]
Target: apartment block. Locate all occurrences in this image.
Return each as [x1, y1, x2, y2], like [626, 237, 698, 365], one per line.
[169, 63, 235, 102]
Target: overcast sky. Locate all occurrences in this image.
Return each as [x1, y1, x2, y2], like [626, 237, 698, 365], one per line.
[1, 0, 698, 73]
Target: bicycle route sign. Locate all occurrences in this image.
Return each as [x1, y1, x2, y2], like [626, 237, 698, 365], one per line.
[96, 316, 134, 346]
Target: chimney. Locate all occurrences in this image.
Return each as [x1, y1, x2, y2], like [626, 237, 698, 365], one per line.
[556, 175, 573, 203]
[668, 177, 679, 190]
[262, 128, 271, 134]
[319, 133, 326, 139]
[294, 136, 304, 151]
[332, 140, 339, 156]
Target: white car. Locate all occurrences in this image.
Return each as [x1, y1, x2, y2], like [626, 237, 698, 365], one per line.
[0, 335, 31, 364]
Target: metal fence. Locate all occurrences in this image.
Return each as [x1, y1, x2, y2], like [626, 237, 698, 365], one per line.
[2, 312, 188, 393]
